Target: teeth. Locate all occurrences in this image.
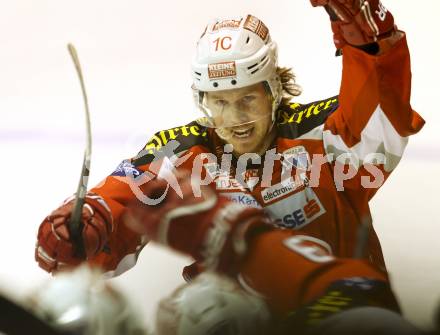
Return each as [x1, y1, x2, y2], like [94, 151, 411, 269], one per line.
[232, 127, 253, 138]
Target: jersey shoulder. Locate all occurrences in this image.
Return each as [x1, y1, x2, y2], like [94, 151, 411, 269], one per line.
[132, 120, 211, 166]
[276, 95, 339, 139]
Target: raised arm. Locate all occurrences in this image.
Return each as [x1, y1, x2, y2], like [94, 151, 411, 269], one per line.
[310, 0, 424, 202]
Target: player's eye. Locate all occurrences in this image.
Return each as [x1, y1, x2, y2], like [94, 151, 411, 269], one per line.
[241, 95, 256, 104]
[215, 99, 228, 108]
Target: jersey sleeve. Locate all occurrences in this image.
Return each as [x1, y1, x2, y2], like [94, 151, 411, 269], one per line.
[237, 230, 392, 317]
[86, 158, 157, 275]
[86, 122, 211, 276]
[86, 162, 148, 277]
[321, 33, 424, 202]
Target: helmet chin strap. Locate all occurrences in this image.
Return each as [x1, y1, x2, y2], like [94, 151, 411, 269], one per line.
[263, 77, 282, 127]
[214, 127, 231, 141]
[260, 117, 277, 155]
[266, 86, 281, 137]
[254, 84, 280, 155]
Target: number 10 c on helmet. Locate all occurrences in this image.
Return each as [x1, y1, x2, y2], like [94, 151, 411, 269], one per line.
[191, 15, 283, 124]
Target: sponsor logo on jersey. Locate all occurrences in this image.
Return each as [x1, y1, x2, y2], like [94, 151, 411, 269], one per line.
[282, 146, 310, 170]
[111, 160, 142, 177]
[215, 176, 246, 191]
[243, 15, 269, 41]
[205, 162, 260, 192]
[261, 177, 303, 204]
[208, 61, 237, 79]
[222, 192, 261, 208]
[144, 125, 207, 154]
[282, 145, 308, 157]
[278, 97, 338, 125]
[204, 164, 236, 178]
[264, 188, 326, 229]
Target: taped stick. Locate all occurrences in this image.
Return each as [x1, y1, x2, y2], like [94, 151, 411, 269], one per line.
[67, 43, 92, 258]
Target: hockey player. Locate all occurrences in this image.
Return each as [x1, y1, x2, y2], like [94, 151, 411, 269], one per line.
[26, 265, 150, 335]
[36, 0, 424, 281]
[126, 172, 424, 334]
[155, 274, 425, 335]
[155, 272, 272, 335]
[0, 265, 150, 335]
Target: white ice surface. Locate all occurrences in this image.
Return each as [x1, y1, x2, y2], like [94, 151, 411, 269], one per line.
[1, 0, 440, 331]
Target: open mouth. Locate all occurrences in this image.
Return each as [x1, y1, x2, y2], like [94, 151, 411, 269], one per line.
[231, 126, 254, 139]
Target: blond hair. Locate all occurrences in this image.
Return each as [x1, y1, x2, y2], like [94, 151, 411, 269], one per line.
[277, 67, 302, 104]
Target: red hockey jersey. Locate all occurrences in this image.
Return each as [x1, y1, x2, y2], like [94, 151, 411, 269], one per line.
[87, 34, 424, 277]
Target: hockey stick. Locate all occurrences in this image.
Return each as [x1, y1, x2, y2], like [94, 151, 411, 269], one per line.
[67, 43, 92, 258]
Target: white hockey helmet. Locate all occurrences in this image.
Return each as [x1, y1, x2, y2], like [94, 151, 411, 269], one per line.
[27, 265, 149, 335]
[192, 15, 282, 128]
[155, 272, 270, 335]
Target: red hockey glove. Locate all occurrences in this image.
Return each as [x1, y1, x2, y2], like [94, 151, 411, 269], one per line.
[35, 193, 113, 273]
[311, 0, 396, 49]
[124, 172, 270, 274]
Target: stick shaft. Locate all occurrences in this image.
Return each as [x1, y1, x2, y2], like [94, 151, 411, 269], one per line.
[67, 43, 92, 257]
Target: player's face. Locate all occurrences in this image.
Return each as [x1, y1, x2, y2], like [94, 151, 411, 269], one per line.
[205, 83, 274, 155]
